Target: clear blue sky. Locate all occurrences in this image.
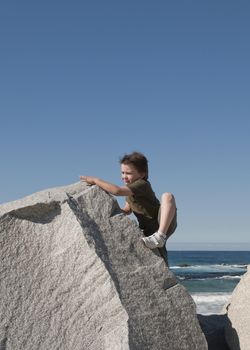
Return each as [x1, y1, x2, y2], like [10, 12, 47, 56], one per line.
[1, 0, 250, 249]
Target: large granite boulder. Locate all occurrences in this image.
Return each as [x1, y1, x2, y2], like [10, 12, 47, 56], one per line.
[0, 182, 207, 350]
[224, 266, 250, 350]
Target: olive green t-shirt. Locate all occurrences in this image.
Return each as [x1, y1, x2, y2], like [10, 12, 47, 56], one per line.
[126, 179, 160, 236]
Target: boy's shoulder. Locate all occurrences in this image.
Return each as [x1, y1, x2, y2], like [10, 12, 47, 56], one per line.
[131, 178, 149, 187]
[128, 179, 153, 193]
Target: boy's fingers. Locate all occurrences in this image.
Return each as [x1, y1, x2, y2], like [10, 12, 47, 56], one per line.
[79, 176, 93, 186]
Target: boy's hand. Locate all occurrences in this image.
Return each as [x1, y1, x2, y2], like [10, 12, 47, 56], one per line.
[80, 176, 97, 185]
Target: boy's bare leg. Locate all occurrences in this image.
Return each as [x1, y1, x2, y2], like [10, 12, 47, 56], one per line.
[158, 193, 176, 234]
[142, 193, 176, 249]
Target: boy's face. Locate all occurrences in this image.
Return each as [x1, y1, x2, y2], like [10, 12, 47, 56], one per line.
[121, 163, 145, 185]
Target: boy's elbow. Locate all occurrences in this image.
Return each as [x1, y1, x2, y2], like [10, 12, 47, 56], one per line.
[111, 186, 123, 196]
[115, 187, 130, 196]
[115, 187, 125, 196]
[110, 185, 131, 196]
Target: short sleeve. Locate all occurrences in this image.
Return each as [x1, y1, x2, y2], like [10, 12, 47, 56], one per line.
[127, 179, 148, 197]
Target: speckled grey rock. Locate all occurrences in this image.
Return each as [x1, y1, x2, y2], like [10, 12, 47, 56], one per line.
[224, 266, 250, 350]
[0, 182, 207, 350]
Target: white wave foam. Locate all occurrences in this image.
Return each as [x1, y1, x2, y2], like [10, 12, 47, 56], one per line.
[215, 275, 241, 280]
[170, 264, 246, 273]
[191, 292, 231, 315]
[230, 264, 247, 268]
[184, 275, 242, 281]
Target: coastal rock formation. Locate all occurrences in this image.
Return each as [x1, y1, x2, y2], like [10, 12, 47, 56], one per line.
[224, 266, 250, 350]
[0, 182, 208, 350]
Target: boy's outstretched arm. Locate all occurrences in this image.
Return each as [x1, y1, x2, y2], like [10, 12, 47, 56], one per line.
[80, 176, 132, 196]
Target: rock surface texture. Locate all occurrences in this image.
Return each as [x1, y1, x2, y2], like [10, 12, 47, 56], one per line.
[0, 182, 207, 350]
[224, 266, 250, 350]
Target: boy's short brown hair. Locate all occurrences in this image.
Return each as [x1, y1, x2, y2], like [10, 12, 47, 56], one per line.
[120, 151, 148, 180]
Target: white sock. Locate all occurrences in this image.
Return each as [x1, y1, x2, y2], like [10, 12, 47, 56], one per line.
[157, 231, 166, 236]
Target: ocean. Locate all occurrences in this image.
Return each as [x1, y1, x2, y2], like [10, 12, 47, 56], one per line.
[168, 251, 250, 315]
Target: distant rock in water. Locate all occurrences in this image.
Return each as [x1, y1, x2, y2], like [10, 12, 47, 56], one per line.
[0, 182, 208, 350]
[224, 265, 250, 350]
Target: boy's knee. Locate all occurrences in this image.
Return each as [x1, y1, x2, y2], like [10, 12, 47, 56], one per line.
[161, 192, 175, 203]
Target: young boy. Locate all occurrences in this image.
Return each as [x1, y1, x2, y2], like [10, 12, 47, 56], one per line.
[80, 152, 177, 254]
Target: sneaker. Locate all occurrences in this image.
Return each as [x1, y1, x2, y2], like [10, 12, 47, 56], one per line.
[142, 232, 166, 249]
